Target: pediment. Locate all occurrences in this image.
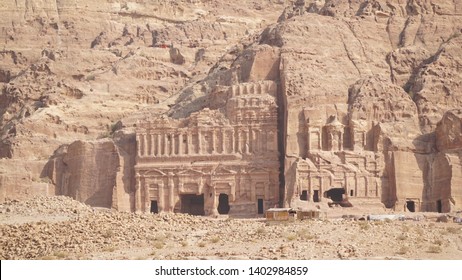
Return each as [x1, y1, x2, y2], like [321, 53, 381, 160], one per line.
[213, 166, 237, 175]
[177, 169, 205, 176]
[143, 169, 166, 176]
[248, 167, 269, 174]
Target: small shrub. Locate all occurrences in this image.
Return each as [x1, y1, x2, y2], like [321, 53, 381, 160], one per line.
[401, 225, 410, 232]
[286, 234, 297, 241]
[434, 239, 443, 246]
[358, 221, 370, 230]
[153, 234, 166, 242]
[102, 230, 113, 238]
[446, 227, 459, 234]
[40, 255, 57, 260]
[297, 229, 316, 240]
[53, 251, 68, 259]
[197, 241, 206, 248]
[153, 242, 164, 249]
[85, 74, 96, 81]
[397, 234, 407, 241]
[415, 227, 424, 236]
[256, 227, 266, 234]
[428, 245, 442, 254]
[40, 177, 53, 184]
[210, 236, 220, 244]
[180, 241, 188, 247]
[97, 132, 111, 139]
[396, 246, 409, 255]
[103, 246, 115, 253]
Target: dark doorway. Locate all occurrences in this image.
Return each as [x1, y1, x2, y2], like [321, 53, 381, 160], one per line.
[300, 190, 308, 201]
[437, 200, 442, 213]
[180, 194, 205, 215]
[257, 199, 264, 214]
[325, 188, 345, 202]
[406, 201, 415, 212]
[313, 190, 320, 202]
[350, 190, 354, 197]
[217, 193, 230, 214]
[150, 200, 158, 213]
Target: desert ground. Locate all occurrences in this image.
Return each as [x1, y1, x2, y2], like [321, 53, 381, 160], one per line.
[1, 196, 461, 260]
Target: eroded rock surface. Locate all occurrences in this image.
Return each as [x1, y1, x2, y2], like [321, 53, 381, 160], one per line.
[1, 0, 462, 215]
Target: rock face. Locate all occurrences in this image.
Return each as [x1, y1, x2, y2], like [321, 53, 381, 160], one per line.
[0, 0, 286, 203]
[1, 0, 462, 214]
[135, 81, 280, 216]
[48, 140, 119, 208]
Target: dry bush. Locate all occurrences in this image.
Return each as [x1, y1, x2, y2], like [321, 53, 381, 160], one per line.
[53, 251, 68, 259]
[446, 227, 459, 234]
[102, 229, 114, 238]
[428, 245, 442, 254]
[415, 227, 424, 236]
[397, 234, 407, 241]
[401, 225, 410, 232]
[197, 241, 206, 247]
[180, 241, 188, 247]
[103, 246, 115, 252]
[286, 234, 297, 241]
[396, 246, 409, 255]
[154, 241, 165, 249]
[210, 236, 220, 243]
[358, 221, 370, 230]
[434, 239, 443, 246]
[297, 229, 316, 240]
[256, 227, 266, 234]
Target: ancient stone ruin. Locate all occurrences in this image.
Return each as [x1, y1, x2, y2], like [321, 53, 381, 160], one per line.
[1, 0, 462, 216]
[134, 81, 280, 216]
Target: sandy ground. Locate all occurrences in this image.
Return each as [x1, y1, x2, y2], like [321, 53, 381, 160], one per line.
[0, 196, 461, 260]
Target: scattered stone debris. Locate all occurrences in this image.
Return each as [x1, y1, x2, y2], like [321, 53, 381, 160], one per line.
[1, 196, 462, 260]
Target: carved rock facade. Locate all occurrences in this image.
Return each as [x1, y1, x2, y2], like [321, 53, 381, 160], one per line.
[134, 81, 280, 216]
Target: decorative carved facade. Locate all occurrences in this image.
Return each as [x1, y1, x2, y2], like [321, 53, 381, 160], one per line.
[134, 81, 280, 216]
[286, 107, 383, 209]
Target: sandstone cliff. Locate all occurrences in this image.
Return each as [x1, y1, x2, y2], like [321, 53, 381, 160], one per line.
[1, 0, 462, 214]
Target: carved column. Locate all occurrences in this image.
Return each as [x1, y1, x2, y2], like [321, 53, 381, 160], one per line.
[136, 135, 141, 156]
[178, 133, 183, 155]
[235, 129, 240, 153]
[210, 185, 219, 216]
[365, 177, 369, 197]
[151, 134, 155, 156]
[170, 133, 174, 155]
[250, 180, 256, 201]
[230, 130, 234, 154]
[211, 129, 216, 154]
[144, 181, 150, 211]
[139, 134, 145, 156]
[135, 174, 142, 212]
[186, 133, 191, 155]
[158, 181, 164, 212]
[145, 134, 149, 156]
[163, 133, 168, 156]
[220, 130, 225, 154]
[197, 130, 202, 154]
[149, 134, 154, 156]
[243, 130, 249, 154]
[156, 134, 161, 156]
[168, 173, 174, 212]
[248, 129, 253, 154]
